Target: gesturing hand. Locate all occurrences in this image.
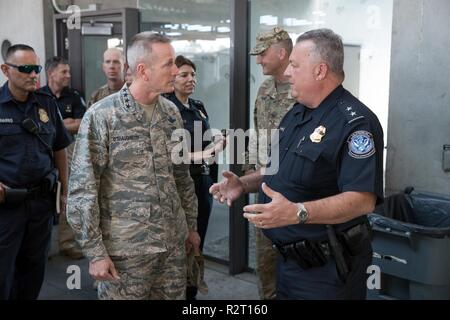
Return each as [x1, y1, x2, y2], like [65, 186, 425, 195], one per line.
[209, 171, 244, 207]
[243, 183, 298, 229]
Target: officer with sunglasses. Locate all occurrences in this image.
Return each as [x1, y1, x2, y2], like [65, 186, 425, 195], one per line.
[0, 44, 72, 300]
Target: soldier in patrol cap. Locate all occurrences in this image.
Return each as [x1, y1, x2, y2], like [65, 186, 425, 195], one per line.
[67, 33, 200, 300]
[0, 44, 72, 299]
[39, 56, 86, 259]
[211, 29, 383, 299]
[249, 26, 291, 55]
[244, 26, 295, 300]
[164, 55, 225, 300]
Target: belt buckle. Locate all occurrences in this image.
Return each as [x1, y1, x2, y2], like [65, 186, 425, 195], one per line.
[201, 164, 210, 175]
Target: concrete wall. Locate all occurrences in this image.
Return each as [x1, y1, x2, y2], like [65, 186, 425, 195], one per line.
[0, 0, 47, 85]
[386, 0, 450, 195]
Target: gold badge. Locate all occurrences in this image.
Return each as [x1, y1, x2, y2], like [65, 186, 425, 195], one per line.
[39, 109, 49, 123]
[310, 125, 326, 143]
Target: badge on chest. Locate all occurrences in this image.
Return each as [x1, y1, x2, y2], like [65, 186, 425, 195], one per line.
[38, 108, 49, 123]
[310, 125, 326, 143]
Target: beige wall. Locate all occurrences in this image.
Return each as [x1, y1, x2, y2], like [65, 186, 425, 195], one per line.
[0, 0, 47, 85]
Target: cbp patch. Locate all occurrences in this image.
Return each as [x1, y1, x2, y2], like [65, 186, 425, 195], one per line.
[348, 131, 375, 159]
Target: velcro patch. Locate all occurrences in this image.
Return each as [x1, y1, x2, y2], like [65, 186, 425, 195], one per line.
[348, 131, 375, 159]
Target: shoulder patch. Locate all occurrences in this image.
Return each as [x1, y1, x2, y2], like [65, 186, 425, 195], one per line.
[337, 100, 365, 124]
[348, 131, 375, 159]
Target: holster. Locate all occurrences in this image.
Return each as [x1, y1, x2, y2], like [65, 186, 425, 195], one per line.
[274, 222, 371, 284]
[43, 168, 59, 194]
[340, 222, 372, 256]
[327, 225, 350, 283]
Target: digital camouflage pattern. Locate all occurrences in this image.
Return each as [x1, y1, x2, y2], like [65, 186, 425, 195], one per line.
[249, 27, 291, 55]
[67, 84, 198, 262]
[243, 77, 295, 172]
[87, 84, 121, 109]
[244, 76, 295, 300]
[186, 251, 208, 295]
[59, 142, 84, 259]
[98, 244, 186, 300]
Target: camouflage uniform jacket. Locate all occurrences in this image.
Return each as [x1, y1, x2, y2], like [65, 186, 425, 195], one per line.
[243, 76, 296, 172]
[68, 84, 198, 261]
[87, 84, 121, 109]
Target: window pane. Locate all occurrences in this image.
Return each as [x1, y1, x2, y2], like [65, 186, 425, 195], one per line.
[248, 0, 393, 270]
[140, 0, 231, 262]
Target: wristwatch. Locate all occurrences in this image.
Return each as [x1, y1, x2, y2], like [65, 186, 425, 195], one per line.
[295, 202, 309, 224]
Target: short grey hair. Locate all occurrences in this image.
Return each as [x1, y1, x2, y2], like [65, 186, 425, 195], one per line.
[45, 56, 68, 73]
[127, 32, 171, 74]
[296, 28, 344, 77]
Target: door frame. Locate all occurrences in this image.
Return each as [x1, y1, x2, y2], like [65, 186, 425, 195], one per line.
[54, 8, 139, 96]
[228, 0, 250, 275]
[53, 3, 251, 275]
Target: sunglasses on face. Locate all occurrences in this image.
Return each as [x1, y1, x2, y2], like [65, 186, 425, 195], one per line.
[5, 62, 42, 74]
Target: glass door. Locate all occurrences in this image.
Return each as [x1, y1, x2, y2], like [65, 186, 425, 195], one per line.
[140, 0, 232, 263]
[55, 8, 139, 98]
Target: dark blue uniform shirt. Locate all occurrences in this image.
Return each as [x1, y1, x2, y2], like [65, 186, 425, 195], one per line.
[38, 85, 86, 120]
[164, 92, 212, 153]
[164, 92, 218, 182]
[261, 85, 384, 246]
[0, 82, 73, 189]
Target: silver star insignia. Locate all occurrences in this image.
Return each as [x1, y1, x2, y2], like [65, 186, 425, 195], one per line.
[351, 112, 357, 116]
[346, 107, 352, 111]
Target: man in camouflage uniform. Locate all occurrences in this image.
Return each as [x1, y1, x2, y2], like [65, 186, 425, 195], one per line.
[87, 48, 125, 108]
[67, 32, 200, 300]
[243, 27, 296, 300]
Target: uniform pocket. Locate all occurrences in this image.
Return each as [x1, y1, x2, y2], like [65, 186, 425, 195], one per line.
[291, 146, 324, 187]
[110, 140, 150, 181]
[0, 124, 22, 154]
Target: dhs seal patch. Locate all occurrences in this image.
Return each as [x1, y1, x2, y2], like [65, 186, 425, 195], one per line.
[348, 131, 375, 159]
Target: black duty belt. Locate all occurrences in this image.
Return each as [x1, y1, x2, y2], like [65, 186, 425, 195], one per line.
[190, 164, 210, 176]
[274, 238, 331, 269]
[273, 222, 371, 270]
[3, 181, 55, 208]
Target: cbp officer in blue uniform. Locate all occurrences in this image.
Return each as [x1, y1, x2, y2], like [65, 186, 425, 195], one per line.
[39, 56, 86, 138]
[164, 55, 224, 300]
[210, 29, 384, 299]
[39, 56, 86, 259]
[0, 45, 72, 300]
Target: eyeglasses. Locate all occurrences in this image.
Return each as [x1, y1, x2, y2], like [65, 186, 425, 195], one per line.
[5, 63, 42, 74]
